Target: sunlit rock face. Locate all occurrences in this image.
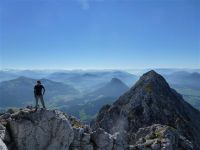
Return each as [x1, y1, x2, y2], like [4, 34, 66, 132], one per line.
[0, 138, 8, 150]
[3, 109, 74, 150]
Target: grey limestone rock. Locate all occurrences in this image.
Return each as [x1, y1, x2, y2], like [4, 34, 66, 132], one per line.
[7, 109, 74, 150]
[91, 128, 113, 150]
[70, 127, 94, 150]
[0, 123, 5, 140]
[0, 138, 8, 150]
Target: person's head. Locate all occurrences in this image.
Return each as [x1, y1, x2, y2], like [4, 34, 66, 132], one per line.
[37, 80, 41, 85]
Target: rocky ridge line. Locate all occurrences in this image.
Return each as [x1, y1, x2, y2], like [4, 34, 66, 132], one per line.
[0, 107, 194, 150]
[91, 70, 200, 149]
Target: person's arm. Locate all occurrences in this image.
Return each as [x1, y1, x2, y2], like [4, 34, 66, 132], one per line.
[42, 86, 45, 95]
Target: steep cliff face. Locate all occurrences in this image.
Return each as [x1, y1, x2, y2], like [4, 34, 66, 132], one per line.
[92, 70, 200, 149]
[0, 70, 199, 150]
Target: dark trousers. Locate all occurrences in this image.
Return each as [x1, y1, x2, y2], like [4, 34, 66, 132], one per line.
[35, 95, 46, 108]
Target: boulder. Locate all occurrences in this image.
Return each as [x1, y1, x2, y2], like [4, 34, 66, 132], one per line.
[91, 128, 113, 150]
[7, 109, 74, 150]
[70, 127, 94, 150]
[112, 131, 128, 150]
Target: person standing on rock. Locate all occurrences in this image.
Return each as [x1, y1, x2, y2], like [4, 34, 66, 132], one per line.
[34, 80, 46, 111]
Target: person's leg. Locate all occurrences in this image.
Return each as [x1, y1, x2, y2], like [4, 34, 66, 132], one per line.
[35, 95, 39, 111]
[40, 95, 46, 109]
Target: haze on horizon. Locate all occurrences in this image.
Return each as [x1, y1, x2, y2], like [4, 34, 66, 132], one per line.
[0, 0, 199, 70]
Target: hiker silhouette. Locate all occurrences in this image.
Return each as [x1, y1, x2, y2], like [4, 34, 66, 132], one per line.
[34, 80, 46, 111]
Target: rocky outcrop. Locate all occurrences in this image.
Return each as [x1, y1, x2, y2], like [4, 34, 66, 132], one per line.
[0, 123, 6, 140]
[0, 138, 8, 150]
[91, 128, 114, 150]
[1, 108, 74, 150]
[129, 124, 193, 150]
[70, 127, 93, 150]
[0, 108, 116, 150]
[92, 70, 200, 149]
[1, 107, 192, 150]
[0, 123, 7, 150]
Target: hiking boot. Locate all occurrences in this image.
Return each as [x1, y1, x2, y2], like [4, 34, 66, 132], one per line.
[34, 106, 38, 112]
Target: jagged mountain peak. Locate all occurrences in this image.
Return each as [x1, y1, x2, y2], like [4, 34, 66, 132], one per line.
[114, 70, 172, 106]
[109, 77, 129, 87]
[110, 77, 123, 83]
[140, 70, 166, 83]
[142, 69, 158, 77]
[92, 70, 200, 149]
[90, 77, 129, 98]
[132, 70, 171, 94]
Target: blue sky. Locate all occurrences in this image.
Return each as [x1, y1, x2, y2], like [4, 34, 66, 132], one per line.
[0, 0, 199, 69]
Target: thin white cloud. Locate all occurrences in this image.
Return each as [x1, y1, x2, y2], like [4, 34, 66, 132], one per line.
[78, 0, 90, 10]
[78, 0, 104, 10]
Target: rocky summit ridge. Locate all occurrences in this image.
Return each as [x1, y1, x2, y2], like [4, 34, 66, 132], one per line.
[92, 70, 200, 149]
[0, 70, 200, 150]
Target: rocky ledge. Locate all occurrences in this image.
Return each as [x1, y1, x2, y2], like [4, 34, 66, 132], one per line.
[0, 107, 194, 150]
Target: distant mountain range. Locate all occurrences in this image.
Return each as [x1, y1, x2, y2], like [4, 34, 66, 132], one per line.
[0, 70, 51, 82]
[0, 70, 138, 92]
[89, 78, 129, 98]
[47, 70, 137, 92]
[0, 69, 199, 115]
[0, 77, 80, 108]
[58, 78, 130, 121]
[0, 71, 18, 82]
[164, 71, 200, 89]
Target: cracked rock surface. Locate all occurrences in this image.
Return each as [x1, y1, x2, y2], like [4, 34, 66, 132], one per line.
[4, 109, 74, 150]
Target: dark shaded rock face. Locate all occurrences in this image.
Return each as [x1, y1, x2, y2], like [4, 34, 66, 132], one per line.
[92, 70, 200, 149]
